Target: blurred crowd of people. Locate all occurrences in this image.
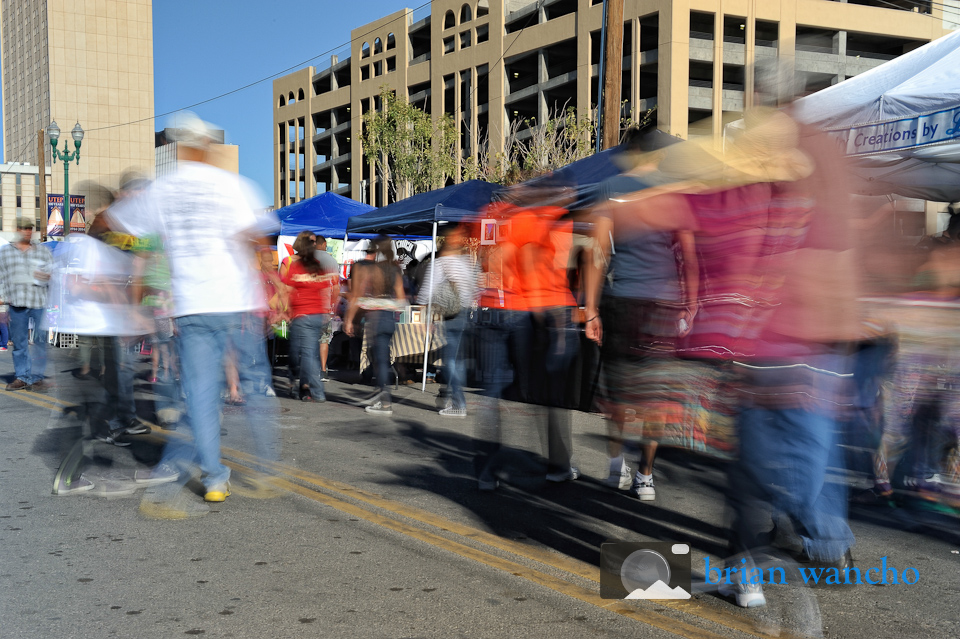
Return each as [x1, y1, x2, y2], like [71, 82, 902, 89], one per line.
[2, 64, 959, 611]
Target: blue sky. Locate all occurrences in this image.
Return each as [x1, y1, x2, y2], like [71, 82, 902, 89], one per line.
[1, 0, 420, 207]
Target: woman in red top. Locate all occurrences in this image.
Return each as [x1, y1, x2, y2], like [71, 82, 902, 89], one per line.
[282, 232, 337, 401]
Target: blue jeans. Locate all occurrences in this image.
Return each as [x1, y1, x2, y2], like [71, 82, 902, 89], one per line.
[289, 314, 329, 400]
[8, 306, 46, 384]
[730, 406, 855, 562]
[367, 311, 396, 401]
[0, 317, 9, 348]
[160, 313, 279, 490]
[442, 311, 469, 409]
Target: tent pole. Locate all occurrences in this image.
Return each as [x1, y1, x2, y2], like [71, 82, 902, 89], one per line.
[421, 221, 438, 392]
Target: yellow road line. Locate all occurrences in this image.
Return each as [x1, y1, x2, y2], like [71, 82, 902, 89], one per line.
[266, 472, 731, 639]
[223, 448, 786, 639]
[1, 390, 68, 411]
[5, 389, 796, 639]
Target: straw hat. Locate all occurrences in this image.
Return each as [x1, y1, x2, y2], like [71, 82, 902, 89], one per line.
[657, 108, 814, 186]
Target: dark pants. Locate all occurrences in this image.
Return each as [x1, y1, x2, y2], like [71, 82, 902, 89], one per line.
[102, 337, 138, 427]
[474, 310, 529, 479]
[367, 311, 396, 402]
[529, 308, 579, 474]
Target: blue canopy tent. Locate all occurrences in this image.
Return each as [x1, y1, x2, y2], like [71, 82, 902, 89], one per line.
[277, 191, 375, 238]
[345, 180, 499, 236]
[346, 179, 500, 390]
[516, 148, 623, 209]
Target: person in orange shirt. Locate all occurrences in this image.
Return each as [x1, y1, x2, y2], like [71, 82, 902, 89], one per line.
[510, 196, 580, 483]
[473, 201, 529, 490]
[473, 182, 581, 490]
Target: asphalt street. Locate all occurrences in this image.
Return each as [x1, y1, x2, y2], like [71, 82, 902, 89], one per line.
[1, 345, 959, 639]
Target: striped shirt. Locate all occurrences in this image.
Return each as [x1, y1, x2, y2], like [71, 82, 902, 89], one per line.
[0, 242, 53, 309]
[417, 254, 478, 309]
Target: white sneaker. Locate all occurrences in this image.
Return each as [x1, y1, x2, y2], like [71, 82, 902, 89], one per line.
[718, 581, 766, 608]
[439, 406, 467, 418]
[365, 401, 393, 416]
[630, 474, 656, 501]
[604, 463, 632, 490]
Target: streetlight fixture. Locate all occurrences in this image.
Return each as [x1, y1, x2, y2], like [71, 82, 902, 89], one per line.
[47, 120, 84, 237]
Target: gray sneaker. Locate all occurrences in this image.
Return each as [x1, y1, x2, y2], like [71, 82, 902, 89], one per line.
[134, 463, 180, 486]
[439, 406, 467, 418]
[365, 401, 393, 416]
[54, 474, 95, 496]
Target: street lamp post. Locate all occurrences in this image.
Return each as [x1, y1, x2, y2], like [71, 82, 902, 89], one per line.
[46, 120, 84, 237]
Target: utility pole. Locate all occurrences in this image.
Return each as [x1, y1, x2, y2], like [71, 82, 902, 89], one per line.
[37, 129, 47, 240]
[600, 0, 625, 150]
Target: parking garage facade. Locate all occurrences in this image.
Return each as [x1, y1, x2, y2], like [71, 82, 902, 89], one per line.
[272, 0, 951, 210]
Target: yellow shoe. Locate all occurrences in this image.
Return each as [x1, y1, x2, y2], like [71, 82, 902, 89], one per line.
[204, 483, 231, 503]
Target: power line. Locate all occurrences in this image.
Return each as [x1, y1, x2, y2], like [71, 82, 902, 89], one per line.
[1, 0, 433, 178]
[88, 0, 434, 133]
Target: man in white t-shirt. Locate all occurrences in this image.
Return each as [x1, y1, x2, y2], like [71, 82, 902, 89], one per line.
[112, 113, 280, 518]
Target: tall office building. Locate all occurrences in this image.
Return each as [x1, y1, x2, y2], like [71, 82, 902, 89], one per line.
[273, 0, 952, 211]
[0, 0, 155, 230]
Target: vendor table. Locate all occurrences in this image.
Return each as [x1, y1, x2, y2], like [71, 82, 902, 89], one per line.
[359, 320, 447, 372]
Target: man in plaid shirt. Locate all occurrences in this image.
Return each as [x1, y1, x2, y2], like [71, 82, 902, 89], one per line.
[0, 219, 53, 390]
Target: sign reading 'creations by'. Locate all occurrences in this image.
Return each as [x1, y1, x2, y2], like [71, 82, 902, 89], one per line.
[831, 105, 960, 155]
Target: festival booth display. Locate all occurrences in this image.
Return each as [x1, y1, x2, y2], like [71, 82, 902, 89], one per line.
[275, 191, 376, 269]
[787, 29, 960, 202]
[346, 180, 500, 389]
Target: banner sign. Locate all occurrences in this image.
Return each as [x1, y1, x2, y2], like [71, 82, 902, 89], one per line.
[829, 105, 960, 156]
[46, 194, 85, 237]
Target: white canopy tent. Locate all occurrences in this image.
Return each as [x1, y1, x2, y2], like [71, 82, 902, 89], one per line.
[789, 29, 960, 202]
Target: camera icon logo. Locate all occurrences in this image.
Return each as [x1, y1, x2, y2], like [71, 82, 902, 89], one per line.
[600, 542, 692, 599]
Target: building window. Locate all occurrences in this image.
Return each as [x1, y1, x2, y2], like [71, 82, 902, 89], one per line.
[374, 37, 383, 54]
[461, 4, 472, 23]
[361, 42, 370, 58]
[16, 195, 21, 207]
[374, 60, 383, 76]
[477, 1, 489, 17]
[444, 10, 455, 29]
[443, 35, 455, 54]
[298, 88, 305, 101]
[361, 65, 370, 80]
[476, 24, 489, 44]
[460, 30, 471, 49]
[387, 32, 396, 49]
[386, 56, 397, 73]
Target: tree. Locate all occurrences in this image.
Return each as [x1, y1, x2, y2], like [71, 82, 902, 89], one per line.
[466, 105, 598, 186]
[360, 87, 458, 202]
